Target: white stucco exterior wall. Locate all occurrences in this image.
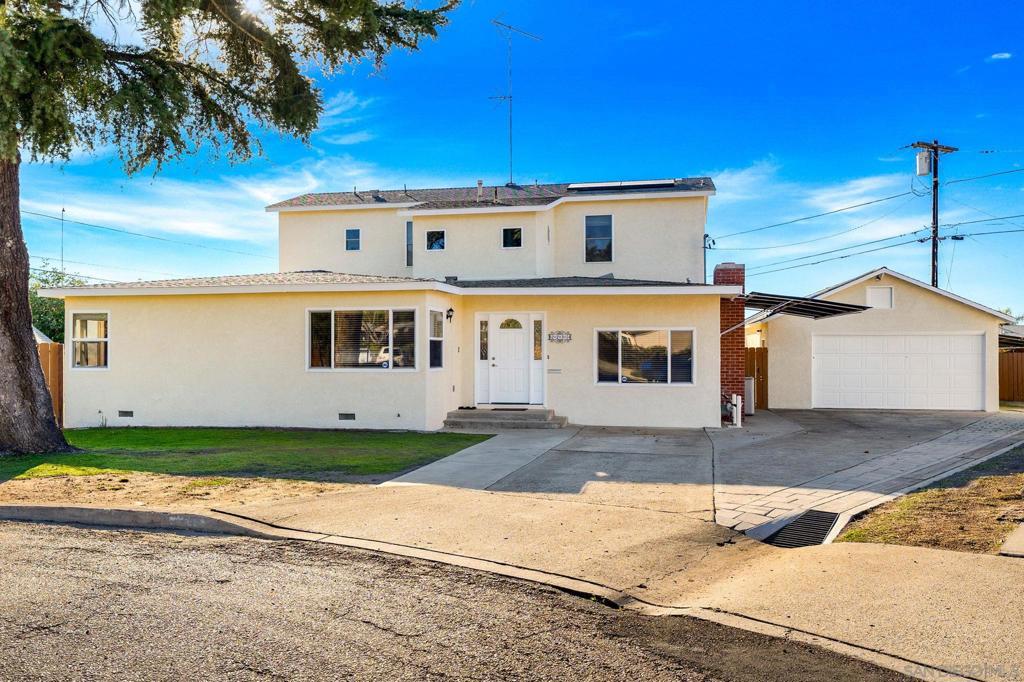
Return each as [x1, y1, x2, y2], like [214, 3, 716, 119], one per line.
[63, 290, 725, 431]
[761, 273, 1004, 411]
[279, 209, 409, 276]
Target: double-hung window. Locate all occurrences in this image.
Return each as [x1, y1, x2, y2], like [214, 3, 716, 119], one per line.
[596, 329, 694, 384]
[309, 309, 416, 370]
[429, 310, 444, 369]
[345, 228, 361, 251]
[584, 215, 613, 263]
[71, 313, 109, 368]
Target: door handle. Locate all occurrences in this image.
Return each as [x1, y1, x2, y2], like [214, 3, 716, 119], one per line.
[491, 363, 497, 367]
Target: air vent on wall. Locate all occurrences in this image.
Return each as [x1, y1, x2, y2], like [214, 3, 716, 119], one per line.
[338, 413, 356, 421]
[118, 410, 134, 418]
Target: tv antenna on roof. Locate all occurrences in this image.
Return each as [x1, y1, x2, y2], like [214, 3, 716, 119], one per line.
[490, 19, 541, 187]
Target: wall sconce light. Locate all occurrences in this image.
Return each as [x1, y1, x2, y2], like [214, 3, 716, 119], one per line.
[446, 308, 455, 322]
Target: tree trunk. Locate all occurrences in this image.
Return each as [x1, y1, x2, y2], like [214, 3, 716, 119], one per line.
[0, 155, 70, 454]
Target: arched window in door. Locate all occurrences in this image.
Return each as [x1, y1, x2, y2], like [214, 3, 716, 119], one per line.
[499, 318, 523, 329]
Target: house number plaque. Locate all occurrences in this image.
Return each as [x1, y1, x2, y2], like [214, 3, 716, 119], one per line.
[548, 331, 572, 343]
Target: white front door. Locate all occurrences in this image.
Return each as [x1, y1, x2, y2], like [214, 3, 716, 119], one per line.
[488, 314, 531, 403]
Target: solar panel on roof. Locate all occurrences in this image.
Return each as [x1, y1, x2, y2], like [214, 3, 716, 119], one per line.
[567, 179, 678, 191]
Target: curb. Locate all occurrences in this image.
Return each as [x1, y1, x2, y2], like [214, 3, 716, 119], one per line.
[0, 504, 281, 539]
[0, 504, 977, 682]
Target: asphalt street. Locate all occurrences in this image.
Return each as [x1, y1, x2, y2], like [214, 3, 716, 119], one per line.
[0, 521, 910, 681]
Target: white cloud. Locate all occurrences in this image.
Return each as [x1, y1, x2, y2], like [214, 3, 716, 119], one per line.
[320, 131, 375, 146]
[988, 52, 1013, 61]
[701, 159, 786, 203]
[318, 91, 374, 130]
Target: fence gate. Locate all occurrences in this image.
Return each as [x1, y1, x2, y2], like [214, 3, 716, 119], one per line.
[1000, 351, 1024, 402]
[745, 346, 769, 410]
[36, 342, 63, 427]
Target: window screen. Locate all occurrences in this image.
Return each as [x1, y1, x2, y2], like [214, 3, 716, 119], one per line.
[597, 331, 619, 383]
[429, 310, 444, 369]
[585, 215, 613, 262]
[309, 311, 332, 368]
[392, 310, 416, 368]
[71, 313, 108, 368]
[502, 228, 523, 248]
[621, 330, 668, 383]
[345, 228, 360, 251]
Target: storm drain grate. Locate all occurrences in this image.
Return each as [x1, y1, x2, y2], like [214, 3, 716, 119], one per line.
[764, 510, 840, 548]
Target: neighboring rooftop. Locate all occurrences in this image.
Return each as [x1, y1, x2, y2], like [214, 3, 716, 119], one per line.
[266, 177, 715, 211]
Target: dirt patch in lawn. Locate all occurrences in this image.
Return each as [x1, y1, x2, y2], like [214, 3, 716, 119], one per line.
[0, 471, 359, 511]
[838, 446, 1024, 553]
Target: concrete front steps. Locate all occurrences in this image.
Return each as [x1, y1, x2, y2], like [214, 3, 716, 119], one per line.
[444, 408, 568, 430]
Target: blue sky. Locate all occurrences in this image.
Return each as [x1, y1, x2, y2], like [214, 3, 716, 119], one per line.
[21, 0, 1024, 315]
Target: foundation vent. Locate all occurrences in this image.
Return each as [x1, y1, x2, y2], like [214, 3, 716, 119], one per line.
[118, 410, 134, 418]
[338, 413, 356, 421]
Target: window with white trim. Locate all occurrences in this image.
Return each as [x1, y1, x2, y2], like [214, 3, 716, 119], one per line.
[72, 313, 108, 368]
[308, 309, 416, 370]
[596, 329, 693, 384]
[585, 215, 613, 262]
[429, 310, 444, 369]
[345, 228, 360, 251]
[426, 230, 446, 251]
[502, 227, 523, 249]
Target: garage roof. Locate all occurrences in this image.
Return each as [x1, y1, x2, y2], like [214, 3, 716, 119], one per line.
[1001, 325, 1024, 349]
[743, 292, 870, 320]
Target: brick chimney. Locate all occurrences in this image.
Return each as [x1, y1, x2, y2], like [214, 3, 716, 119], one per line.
[714, 263, 746, 404]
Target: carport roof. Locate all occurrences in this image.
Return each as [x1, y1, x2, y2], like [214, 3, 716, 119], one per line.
[743, 292, 870, 320]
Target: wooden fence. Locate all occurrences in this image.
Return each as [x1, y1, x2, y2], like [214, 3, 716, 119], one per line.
[1000, 351, 1024, 402]
[36, 342, 63, 426]
[745, 346, 769, 410]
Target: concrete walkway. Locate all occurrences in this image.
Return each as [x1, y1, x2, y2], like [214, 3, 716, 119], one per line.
[714, 411, 1024, 537]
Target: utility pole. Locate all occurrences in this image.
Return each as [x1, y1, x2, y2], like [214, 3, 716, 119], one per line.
[911, 139, 957, 287]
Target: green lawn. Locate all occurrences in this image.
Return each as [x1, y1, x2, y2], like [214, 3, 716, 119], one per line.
[0, 428, 489, 482]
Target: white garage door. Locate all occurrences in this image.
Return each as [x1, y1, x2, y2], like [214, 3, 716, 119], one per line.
[812, 334, 985, 410]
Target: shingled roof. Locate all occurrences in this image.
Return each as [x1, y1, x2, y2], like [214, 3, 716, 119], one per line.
[266, 177, 715, 211]
[45, 271, 434, 290]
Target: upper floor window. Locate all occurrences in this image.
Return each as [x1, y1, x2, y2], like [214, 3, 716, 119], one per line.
[585, 215, 613, 263]
[502, 227, 523, 249]
[72, 312, 108, 368]
[866, 286, 894, 309]
[345, 228, 361, 251]
[426, 230, 446, 251]
[406, 221, 413, 266]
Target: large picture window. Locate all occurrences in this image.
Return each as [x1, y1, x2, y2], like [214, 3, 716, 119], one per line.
[309, 309, 416, 370]
[72, 312, 108, 368]
[595, 329, 694, 384]
[584, 215, 613, 263]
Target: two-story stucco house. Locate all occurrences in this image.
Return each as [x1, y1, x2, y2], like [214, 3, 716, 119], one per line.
[46, 175, 885, 431]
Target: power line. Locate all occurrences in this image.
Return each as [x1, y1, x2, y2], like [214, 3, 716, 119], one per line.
[746, 227, 931, 272]
[747, 226, 1024, 278]
[20, 210, 276, 260]
[29, 266, 119, 283]
[29, 254, 184, 278]
[939, 212, 1024, 228]
[713, 194, 922, 252]
[945, 167, 1024, 185]
[748, 237, 926, 277]
[711, 190, 916, 241]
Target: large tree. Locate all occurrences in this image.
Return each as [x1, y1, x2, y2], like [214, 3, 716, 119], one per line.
[0, 0, 456, 454]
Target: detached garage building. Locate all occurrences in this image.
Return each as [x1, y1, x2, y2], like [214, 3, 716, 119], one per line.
[746, 268, 1013, 412]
